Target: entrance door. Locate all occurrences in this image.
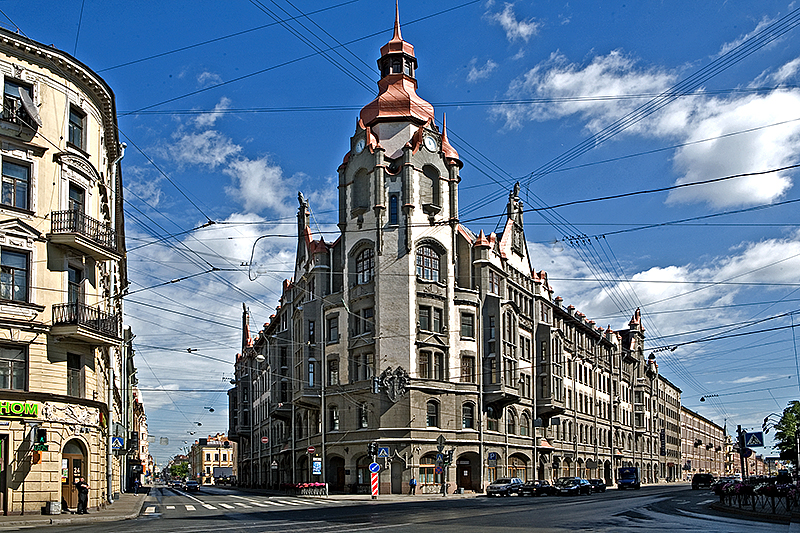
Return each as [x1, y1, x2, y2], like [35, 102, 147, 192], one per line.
[0, 435, 7, 515]
[457, 460, 472, 490]
[390, 461, 403, 494]
[62, 455, 83, 509]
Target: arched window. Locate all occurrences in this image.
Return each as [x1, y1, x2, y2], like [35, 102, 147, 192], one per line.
[426, 400, 439, 427]
[462, 403, 474, 429]
[356, 248, 374, 284]
[389, 195, 399, 225]
[329, 405, 339, 431]
[506, 409, 516, 435]
[487, 406, 499, 431]
[423, 165, 440, 206]
[416, 246, 440, 282]
[520, 413, 530, 437]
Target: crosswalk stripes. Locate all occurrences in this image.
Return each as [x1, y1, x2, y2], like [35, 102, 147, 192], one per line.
[144, 496, 342, 515]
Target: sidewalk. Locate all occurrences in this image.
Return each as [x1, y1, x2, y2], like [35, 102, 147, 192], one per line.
[0, 491, 147, 529]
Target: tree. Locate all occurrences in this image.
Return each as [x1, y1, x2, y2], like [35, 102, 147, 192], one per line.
[170, 461, 189, 479]
[773, 401, 800, 465]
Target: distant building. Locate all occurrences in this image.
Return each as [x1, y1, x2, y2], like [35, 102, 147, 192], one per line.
[189, 434, 236, 484]
[229, 9, 677, 494]
[655, 375, 682, 481]
[681, 406, 726, 478]
[0, 27, 128, 514]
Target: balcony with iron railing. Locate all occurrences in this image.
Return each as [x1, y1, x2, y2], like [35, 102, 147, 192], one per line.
[51, 302, 121, 345]
[47, 210, 120, 261]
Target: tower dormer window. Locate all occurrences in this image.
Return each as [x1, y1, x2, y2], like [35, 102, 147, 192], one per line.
[392, 58, 402, 74]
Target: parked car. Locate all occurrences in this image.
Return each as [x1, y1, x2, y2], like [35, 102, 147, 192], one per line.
[486, 477, 524, 496]
[691, 473, 715, 490]
[184, 480, 200, 492]
[554, 477, 593, 496]
[520, 480, 556, 496]
[588, 479, 607, 493]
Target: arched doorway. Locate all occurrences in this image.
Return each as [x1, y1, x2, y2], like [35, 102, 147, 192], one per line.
[456, 452, 479, 491]
[61, 439, 87, 511]
[327, 456, 346, 492]
[508, 454, 529, 480]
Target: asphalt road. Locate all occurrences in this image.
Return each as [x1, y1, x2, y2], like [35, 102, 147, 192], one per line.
[35, 483, 792, 533]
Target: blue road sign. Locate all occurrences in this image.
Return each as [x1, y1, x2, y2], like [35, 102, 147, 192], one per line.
[488, 452, 498, 461]
[744, 431, 764, 447]
[369, 462, 381, 473]
[112, 436, 124, 450]
[378, 446, 390, 458]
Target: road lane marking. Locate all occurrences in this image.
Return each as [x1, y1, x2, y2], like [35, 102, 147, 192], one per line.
[698, 499, 715, 505]
[274, 499, 303, 506]
[144, 506, 156, 514]
[185, 504, 196, 511]
[235, 502, 251, 507]
[203, 504, 217, 509]
[220, 503, 235, 509]
[166, 505, 175, 509]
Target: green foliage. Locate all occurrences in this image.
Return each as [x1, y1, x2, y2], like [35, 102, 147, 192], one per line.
[773, 400, 800, 454]
[169, 461, 189, 479]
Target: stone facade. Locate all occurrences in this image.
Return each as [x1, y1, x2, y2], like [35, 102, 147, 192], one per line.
[231, 10, 677, 495]
[680, 406, 726, 478]
[0, 28, 127, 513]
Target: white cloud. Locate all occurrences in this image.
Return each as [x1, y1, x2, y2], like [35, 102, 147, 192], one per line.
[223, 156, 294, 215]
[495, 52, 800, 207]
[467, 58, 499, 82]
[488, 3, 539, 43]
[197, 71, 223, 86]
[193, 97, 232, 128]
[167, 130, 242, 169]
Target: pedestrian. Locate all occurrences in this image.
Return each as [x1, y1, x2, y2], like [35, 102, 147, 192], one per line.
[134, 478, 140, 494]
[76, 477, 90, 514]
[409, 476, 417, 495]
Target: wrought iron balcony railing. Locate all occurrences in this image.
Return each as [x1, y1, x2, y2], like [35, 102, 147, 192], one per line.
[50, 210, 117, 252]
[52, 302, 120, 338]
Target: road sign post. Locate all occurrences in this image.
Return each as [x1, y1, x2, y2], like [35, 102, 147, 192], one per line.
[370, 471, 379, 499]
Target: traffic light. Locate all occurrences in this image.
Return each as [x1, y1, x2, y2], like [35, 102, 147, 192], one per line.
[368, 441, 377, 456]
[35, 428, 46, 444]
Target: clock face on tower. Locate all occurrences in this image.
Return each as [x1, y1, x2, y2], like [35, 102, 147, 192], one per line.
[354, 138, 366, 154]
[423, 135, 437, 152]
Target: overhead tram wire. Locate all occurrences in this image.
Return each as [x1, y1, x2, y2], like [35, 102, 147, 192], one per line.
[519, 6, 800, 189]
[97, 0, 366, 72]
[118, 1, 481, 116]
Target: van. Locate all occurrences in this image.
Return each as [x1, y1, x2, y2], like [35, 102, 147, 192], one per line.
[691, 473, 715, 489]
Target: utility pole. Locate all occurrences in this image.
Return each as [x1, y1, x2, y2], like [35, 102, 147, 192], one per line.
[737, 425, 746, 478]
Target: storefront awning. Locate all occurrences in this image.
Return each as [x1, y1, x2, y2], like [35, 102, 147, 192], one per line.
[539, 438, 555, 449]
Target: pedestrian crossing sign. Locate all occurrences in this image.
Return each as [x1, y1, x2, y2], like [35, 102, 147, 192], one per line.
[744, 431, 764, 447]
[378, 446, 390, 458]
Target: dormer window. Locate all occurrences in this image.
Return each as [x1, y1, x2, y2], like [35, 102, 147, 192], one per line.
[391, 58, 402, 74]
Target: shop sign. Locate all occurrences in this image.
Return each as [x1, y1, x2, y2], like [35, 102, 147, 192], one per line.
[0, 400, 38, 418]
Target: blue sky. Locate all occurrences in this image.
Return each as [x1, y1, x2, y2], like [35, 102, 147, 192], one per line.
[4, 1, 800, 466]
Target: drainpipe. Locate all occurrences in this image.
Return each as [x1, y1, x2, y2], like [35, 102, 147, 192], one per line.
[108, 142, 126, 504]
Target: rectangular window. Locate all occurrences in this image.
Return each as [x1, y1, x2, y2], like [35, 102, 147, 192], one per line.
[460, 355, 475, 383]
[362, 308, 374, 334]
[419, 351, 431, 379]
[328, 359, 339, 386]
[433, 352, 444, 380]
[327, 315, 338, 343]
[214, 453, 219, 461]
[419, 306, 431, 331]
[488, 315, 496, 340]
[3, 79, 32, 125]
[68, 106, 86, 150]
[433, 308, 442, 333]
[460, 313, 474, 338]
[67, 352, 84, 397]
[68, 265, 83, 305]
[0, 345, 25, 390]
[0, 249, 28, 302]
[68, 183, 85, 214]
[308, 361, 315, 387]
[308, 320, 315, 344]
[1, 160, 30, 210]
[489, 270, 500, 295]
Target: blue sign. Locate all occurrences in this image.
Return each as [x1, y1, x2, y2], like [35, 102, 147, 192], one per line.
[312, 457, 322, 475]
[744, 432, 764, 447]
[369, 462, 381, 473]
[488, 452, 498, 461]
[112, 436, 124, 450]
[378, 446, 390, 458]
[435, 453, 445, 464]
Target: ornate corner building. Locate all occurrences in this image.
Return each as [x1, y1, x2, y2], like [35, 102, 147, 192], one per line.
[0, 28, 129, 514]
[231, 10, 682, 494]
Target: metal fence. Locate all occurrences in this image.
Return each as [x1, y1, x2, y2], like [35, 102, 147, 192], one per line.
[52, 302, 120, 338]
[719, 492, 799, 516]
[50, 210, 117, 251]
